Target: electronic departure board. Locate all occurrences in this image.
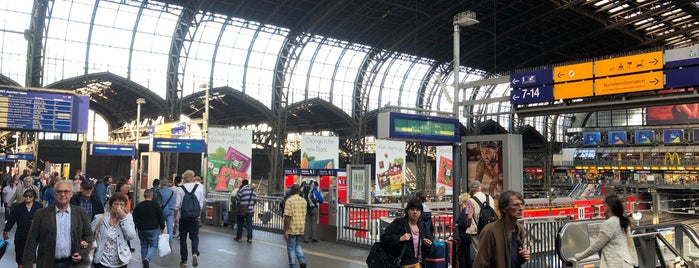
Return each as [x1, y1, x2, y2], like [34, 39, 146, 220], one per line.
[0, 87, 89, 133]
[377, 112, 460, 143]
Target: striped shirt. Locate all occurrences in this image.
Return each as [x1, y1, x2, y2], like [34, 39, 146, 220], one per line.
[236, 185, 257, 212]
[284, 195, 307, 235]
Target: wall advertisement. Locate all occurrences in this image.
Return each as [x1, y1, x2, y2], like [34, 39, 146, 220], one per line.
[374, 139, 406, 196]
[207, 127, 252, 192]
[435, 146, 453, 196]
[300, 135, 339, 169]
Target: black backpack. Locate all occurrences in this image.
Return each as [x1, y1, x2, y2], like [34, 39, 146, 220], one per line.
[180, 184, 201, 219]
[302, 184, 318, 208]
[473, 195, 498, 233]
[152, 187, 163, 206]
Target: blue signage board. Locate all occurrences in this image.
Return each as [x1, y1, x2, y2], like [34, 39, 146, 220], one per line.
[151, 138, 205, 153]
[171, 122, 186, 135]
[0, 87, 89, 133]
[635, 130, 654, 144]
[666, 66, 699, 88]
[607, 131, 627, 145]
[6, 153, 34, 160]
[663, 129, 683, 144]
[90, 144, 135, 157]
[509, 69, 553, 89]
[583, 132, 601, 146]
[510, 85, 554, 105]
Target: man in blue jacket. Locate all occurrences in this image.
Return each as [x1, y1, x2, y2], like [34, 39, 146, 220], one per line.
[153, 179, 176, 244]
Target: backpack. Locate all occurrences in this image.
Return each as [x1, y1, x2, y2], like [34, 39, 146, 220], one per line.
[302, 185, 318, 208]
[473, 195, 498, 233]
[152, 187, 163, 206]
[180, 184, 201, 219]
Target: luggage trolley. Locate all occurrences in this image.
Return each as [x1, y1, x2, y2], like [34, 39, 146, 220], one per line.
[205, 191, 231, 227]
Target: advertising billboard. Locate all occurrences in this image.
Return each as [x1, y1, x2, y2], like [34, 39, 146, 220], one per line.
[663, 129, 683, 144]
[647, 104, 699, 125]
[607, 131, 626, 145]
[583, 132, 601, 145]
[634, 130, 654, 144]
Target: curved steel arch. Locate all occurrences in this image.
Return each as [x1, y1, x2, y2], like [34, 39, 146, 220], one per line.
[0, 74, 21, 87]
[45, 72, 167, 129]
[180, 86, 273, 127]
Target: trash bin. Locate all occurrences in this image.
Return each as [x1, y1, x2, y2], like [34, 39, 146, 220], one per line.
[204, 199, 222, 227]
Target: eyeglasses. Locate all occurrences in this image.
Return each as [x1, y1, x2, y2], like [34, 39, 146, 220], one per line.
[23, 195, 34, 198]
[55, 190, 72, 195]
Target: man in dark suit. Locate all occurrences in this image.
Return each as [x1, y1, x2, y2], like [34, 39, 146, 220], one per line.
[22, 180, 92, 268]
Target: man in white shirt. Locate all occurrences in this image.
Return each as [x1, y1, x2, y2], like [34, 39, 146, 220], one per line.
[468, 180, 496, 256]
[174, 170, 205, 267]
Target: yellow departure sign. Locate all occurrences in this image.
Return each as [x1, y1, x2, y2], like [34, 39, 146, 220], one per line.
[594, 51, 662, 77]
[594, 71, 663, 96]
[554, 80, 593, 99]
[554, 62, 593, 82]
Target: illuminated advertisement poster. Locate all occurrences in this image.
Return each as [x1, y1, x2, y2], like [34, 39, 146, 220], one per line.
[635, 130, 654, 144]
[663, 129, 683, 144]
[647, 104, 699, 125]
[583, 132, 601, 146]
[607, 131, 626, 145]
[375, 139, 405, 196]
[207, 127, 252, 191]
[300, 135, 339, 169]
[435, 146, 453, 196]
[466, 141, 503, 197]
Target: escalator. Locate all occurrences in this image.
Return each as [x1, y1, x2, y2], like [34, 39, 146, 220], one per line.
[557, 220, 699, 267]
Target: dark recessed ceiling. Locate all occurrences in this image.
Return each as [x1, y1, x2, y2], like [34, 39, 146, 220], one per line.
[155, 0, 699, 74]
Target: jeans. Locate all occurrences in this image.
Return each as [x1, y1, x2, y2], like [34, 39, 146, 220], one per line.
[164, 209, 174, 243]
[138, 228, 160, 262]
[286, 235, 305, 268]
[236, 212, 253, 240]
[179, 218, 200, 261]
[304, 207, 318, 241]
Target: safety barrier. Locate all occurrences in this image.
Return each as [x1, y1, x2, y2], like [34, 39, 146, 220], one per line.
[520, 216, 569, 268]
[250, 195, 285, 233]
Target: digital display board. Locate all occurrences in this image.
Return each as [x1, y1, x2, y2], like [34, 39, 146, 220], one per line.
[635, 130, 654, 144]
[607, 131, 626, 145]
[377, 112, 459, 143]
[583, 132, 601, 145]
[0, 87, 89, 133]
[663, 129, 683, 144]
[151, 138, 206, 153]
[90, 144, 136, 157]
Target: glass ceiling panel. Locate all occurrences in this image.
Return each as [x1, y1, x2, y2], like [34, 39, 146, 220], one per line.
[245, 25, 286, 108]
[43, 0, 93, 84]
[130, 3, 180, 98]
[0, 0, 32, 85]
[307, 39, 343, 104]
[401, 62, 431, 109]
[288, 39, 318, 105]
[212, 19, 258, 93]
[333, 48, 366, 114]
[182, 14, 223, 96]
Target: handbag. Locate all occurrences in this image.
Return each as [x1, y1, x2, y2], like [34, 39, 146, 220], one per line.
[402, 264, 420, 268]
[236, 187, 253, 216]
[89, 214, 106, 264]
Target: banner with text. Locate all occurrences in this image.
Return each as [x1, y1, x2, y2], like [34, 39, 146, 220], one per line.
[375, 139, 406, 196]
[300, 135, 339, 169]
[435, 146, 453, 196]
[207, 127, 252, 192]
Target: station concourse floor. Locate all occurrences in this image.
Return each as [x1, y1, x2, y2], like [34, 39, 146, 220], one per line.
[0, 215, 369, 268]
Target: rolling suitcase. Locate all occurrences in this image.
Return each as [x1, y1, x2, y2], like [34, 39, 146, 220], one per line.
[445, 239, 458, 268]
[424, 240, 447, 268]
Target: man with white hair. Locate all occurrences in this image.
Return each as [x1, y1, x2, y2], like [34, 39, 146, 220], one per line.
[9, 176, 40, 206]
[468, 180, 496, 256]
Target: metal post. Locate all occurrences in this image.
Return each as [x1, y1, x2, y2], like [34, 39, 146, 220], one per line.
[134, 98, 146, 204]
[200, 83, 210, 190]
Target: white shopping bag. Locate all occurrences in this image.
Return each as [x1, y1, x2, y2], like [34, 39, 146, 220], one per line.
[158, 234, 171, 257]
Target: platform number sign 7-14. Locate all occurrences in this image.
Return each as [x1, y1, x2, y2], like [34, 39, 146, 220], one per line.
[510, 85, 554, 105]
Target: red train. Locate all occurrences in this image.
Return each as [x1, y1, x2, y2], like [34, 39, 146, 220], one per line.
[523, 195, 638, 220]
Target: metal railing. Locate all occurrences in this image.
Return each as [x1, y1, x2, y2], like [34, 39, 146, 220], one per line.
[250, 195, 285, 233]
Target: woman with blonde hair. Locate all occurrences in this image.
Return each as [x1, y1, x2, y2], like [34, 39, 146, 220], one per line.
[455, 193, 475, 268]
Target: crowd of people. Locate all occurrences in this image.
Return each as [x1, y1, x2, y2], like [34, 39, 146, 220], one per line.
[0, 168, 219, 268]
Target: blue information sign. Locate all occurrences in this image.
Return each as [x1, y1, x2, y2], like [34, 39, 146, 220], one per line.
[90, 144, 136, 157]
[6, 153, 34, 160]
[509, 69, 553, 89]
[666, 66, 699, 88]
[151, 138, 205, 153]
[510, 85, 554, 104]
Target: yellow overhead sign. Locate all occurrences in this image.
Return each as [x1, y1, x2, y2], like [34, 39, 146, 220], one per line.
[594, 71, 663, 96]
[554, 80, 593, 99]
[594, 51, 662, 77]
[554, 62, 593, 82]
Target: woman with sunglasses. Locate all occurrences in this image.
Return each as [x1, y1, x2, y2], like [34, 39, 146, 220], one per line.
[3, 188, 43, 268]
